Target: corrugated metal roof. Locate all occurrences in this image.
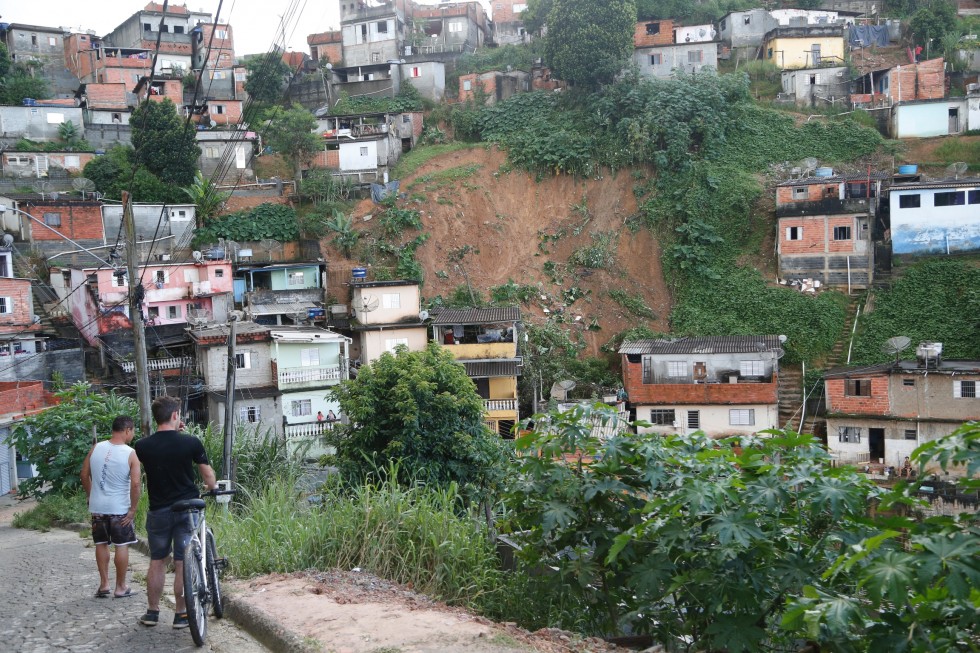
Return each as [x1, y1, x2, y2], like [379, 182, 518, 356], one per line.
[619, 335, 783, 355]
[429, 307, 521, 325]
[825, 360, 980, 377]
[888, 178, 980, 191]
[777, 172, 891, 187]
[462, 360, 521, 378]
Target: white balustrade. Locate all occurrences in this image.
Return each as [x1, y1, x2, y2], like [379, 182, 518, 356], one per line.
[484, 399, 518, 412]
[120, 356, 193, 374]
[277, 365, 342, 387]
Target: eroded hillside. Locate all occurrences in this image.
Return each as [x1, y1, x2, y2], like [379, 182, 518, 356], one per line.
[322, 146, 671, 356]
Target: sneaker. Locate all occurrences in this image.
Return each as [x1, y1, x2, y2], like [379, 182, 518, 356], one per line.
[172, 612, 189, 629]
[139, 610, 159, 626]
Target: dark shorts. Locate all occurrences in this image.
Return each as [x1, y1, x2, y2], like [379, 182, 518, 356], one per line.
[91, 514, 138, 546]
[145, 506, 198, 561]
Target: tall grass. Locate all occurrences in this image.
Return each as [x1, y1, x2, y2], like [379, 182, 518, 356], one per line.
[11, 491, 88, 530]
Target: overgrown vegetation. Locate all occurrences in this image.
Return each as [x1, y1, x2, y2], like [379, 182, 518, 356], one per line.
[331, 82, 425, 116]
[193, 203, 299, 245]
[607, 289, 656, 319]
[851, 259, 980, 364]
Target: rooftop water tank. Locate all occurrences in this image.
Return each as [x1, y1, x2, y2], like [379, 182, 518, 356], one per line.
[352, 266, 367, 280]
[897, 164, 918, 174]
[814, 167, 834, 177]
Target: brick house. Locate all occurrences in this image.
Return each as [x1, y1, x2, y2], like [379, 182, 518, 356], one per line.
[0, 380, 59, 494]
[0, 248, 43, 357]
[620, 336, 783, 437]
[17, 198, 105, 249]
[852, 57, 946, 108]
[348, 279, 427, 366]
[775, 171, 888, 289]
[633, 20, 720, 79]
[308, 30, 343, 65]
[490, 0, 529, 46]
[824, 343, 980, 475]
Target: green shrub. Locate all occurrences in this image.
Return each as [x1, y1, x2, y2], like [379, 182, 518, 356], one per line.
[568, 232, 617, 269]
[11, 491, 89, 531]
[607, 289, 656, 319]
[490, 280, 538, 305]
[193, 203, 299, 245]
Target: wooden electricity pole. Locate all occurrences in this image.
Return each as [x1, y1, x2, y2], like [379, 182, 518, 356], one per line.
[221, 313, 239, 480]
[123, 191, 153, 436]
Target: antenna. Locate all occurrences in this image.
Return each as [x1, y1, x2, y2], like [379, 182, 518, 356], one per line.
[72, 177, 96, 199]
[550, 379, 577, 402]
[945, 162, 968, 179]
[882, 336, 911, 365]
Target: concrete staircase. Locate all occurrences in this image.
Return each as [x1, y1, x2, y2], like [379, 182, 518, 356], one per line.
[777, 364, 804, 431]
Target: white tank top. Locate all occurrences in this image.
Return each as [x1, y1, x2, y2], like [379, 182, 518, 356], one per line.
[88, 441, 135, 515]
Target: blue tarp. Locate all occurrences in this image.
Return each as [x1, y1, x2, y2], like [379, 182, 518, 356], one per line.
[848, 25, 889, 48]
[370, 180, 400, 203]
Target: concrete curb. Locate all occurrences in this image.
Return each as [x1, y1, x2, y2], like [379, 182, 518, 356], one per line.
[58, 521, 308, 653]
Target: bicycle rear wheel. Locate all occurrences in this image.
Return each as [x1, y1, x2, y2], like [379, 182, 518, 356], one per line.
[206, 529, 224, 619]
[183, 538, 208, 646]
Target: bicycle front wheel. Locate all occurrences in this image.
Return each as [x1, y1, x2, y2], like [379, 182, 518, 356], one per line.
[183, 538, 208, 646]
[206, 529, 224, 619]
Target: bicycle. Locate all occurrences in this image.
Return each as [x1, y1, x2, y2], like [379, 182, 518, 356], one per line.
[170, 485, 236, 647]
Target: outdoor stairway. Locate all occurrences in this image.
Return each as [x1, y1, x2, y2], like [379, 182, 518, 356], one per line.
[777, 365, 804, 431]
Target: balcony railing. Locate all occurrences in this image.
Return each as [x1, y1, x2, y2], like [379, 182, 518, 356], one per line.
[485, 399, 518, 412]
[642, 374, 774, 385]
[285, 421, 338, 439]
[121, 356, 193, 374]
[278, 365, 342, 387]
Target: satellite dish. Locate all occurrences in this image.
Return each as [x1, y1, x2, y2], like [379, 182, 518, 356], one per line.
[882, 336, 911, 364]
[72, 177, 96, 199]
[192, 250, 204, 262]
[550, 379, 577, 401]
[259, 238, 283, 261]
[945, 162, 968, 179]
[419, 309, 429, 320]
[33, 180, 51, 198]
[1, 233, 14, 247]
[698, 28, 706, 37]
[352, 295, 380, 313]
[801, 157, 818, 174]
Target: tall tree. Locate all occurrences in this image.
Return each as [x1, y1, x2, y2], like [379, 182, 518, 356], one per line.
[244, 54, 292, 105]
[130, 98, 200, 187]
[328, 342, 504, 501]
[262, 103, 320, 185]
[0, 42, 50, 105]
[544, 0, 636, 89]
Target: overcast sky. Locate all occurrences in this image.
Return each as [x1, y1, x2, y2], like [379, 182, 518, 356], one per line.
[0, 0, 341, 57]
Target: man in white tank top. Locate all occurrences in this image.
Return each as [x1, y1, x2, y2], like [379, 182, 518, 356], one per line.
[80, 415, 141, 599]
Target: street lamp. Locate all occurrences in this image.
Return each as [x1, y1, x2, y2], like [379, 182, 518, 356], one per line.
[0, 203, 117, 269]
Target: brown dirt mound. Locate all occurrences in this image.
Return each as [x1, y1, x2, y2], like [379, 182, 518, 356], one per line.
[324, 147, 670, 357]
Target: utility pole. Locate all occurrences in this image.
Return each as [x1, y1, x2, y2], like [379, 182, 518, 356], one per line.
[222, 313, 239, 480]
[123, 191, 153, 436]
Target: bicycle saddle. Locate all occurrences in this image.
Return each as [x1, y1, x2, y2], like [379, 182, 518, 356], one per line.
[171, 498, 206, 512]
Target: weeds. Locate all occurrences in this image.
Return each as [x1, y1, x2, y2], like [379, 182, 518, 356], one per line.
[608, 289, 656, 319]
[11, 491, 88, 531]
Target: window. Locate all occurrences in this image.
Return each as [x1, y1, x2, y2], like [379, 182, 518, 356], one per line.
[744, 15, 751, 25]
[377, 21, 388, 33]
[144, 23, 152, 31]
[904, 429, 917, 440]
[650, 53, 662, 65]
[898, 194, 920, 208]
[167, 305, 180, 319]
[359, 146, 369, 156]
[235, 352, 252, 369]
[300, 348, 320, 367]
[0, 297, 11, 314]
[667, 361, 687, 377]
[845, 379, 872, 397]
[64, 155, 80, 169]
[934, 191, 965, 207]
[385, 338, 409, 353]
[463, 80, 472, 91]
[649, 409, 675, 426]
[687, 410, 700, 429]
[792, 186, 808, 199]
[216, 30, 228, 39]
[740, 360, 764, 376]
[646, 22, 661, 35]
[838, 426, 861, 443]
[113, 273, 128, 287]
[238, 405, 260, 423]
[903, 378, 915, 387]
[688, 50, 703, 64]
[174, 26, 184, 34]
[291, 399, 312, 417]
[729, 409, 755, 426]
[211, 71, 227, 79]
[160, 24, 170, 33]
[954, 380, 976, 398]
[148, 306, 160, 319]
[833, 225, 851, 241]
[154, 270, 167, 285]
[111, 112, 122, 123]
[43, 212, 62, 227]
[448, 21, 463, 33]
[215, 269, 224, 277]
[235, 71, 246, 81]
[287, 271, 305, 286]
[213, 104, 225, 114]
[48, 36, 57, 46]
[786, 226, 803, 241]
[969, 190, 980, 205]
[382, 293, 401, 309]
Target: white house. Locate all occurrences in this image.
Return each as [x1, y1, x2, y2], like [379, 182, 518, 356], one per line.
[888, 177, 980, 256]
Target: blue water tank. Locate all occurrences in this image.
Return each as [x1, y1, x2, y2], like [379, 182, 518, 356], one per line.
[897, 164, 918, 174]
[351, 267, 367, 279]
[814, 167, 834, 177]
[22, 98, 36, 106]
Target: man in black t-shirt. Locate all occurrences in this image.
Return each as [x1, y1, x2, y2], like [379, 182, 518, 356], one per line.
[134, 396, 217, 629]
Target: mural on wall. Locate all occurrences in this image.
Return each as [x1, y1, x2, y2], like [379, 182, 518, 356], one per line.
[892, 221, 980, 255]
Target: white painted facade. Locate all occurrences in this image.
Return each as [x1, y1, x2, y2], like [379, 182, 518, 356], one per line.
[634, 403, 778, 437]
[339, 140, 379, 171]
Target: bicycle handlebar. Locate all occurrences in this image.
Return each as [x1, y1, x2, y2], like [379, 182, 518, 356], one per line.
[204, 488, 237, 497]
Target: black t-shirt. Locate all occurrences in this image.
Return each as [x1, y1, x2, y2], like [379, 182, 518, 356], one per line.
[134, 430, 210, 511]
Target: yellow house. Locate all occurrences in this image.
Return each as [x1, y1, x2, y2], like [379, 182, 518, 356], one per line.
[429, 307, 522, 437]
[763, 26, 844, 70]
